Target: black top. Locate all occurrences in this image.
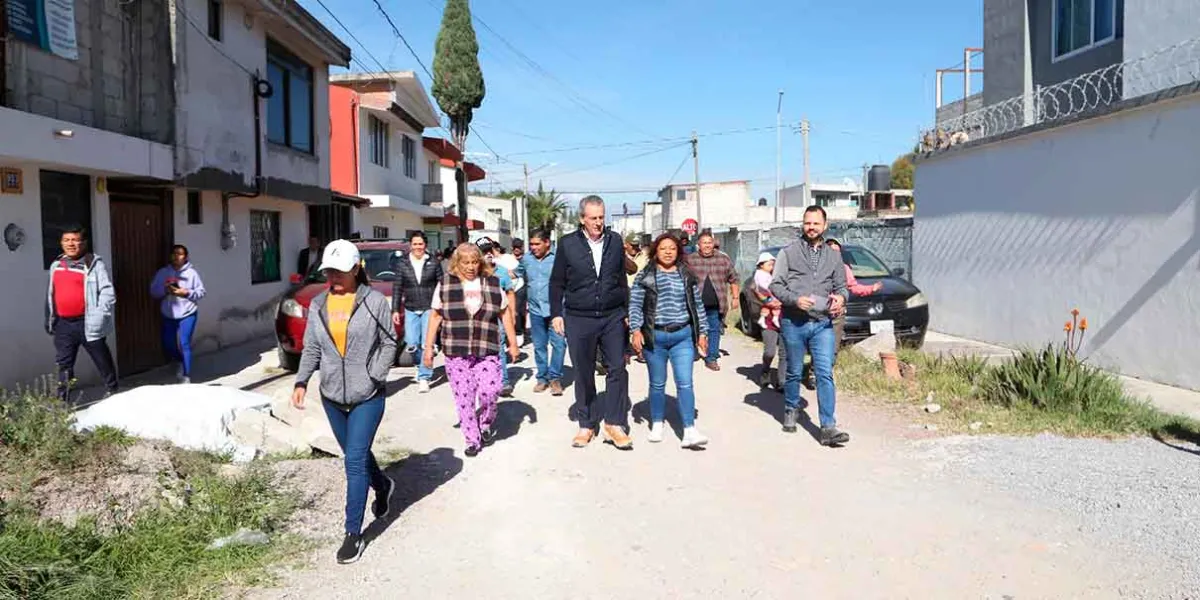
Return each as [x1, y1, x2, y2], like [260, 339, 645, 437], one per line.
[391, 252, 443, 312]
[549, 229, 629, 319]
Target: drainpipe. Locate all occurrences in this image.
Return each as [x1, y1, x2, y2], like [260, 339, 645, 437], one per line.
[220, 75, 273, 250]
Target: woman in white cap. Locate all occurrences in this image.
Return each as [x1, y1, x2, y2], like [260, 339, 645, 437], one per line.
[291, 239, 397, 565]
[754, 251, 787, 389]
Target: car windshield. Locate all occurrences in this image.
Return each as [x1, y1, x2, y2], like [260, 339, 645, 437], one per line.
[841, 246, 891, 278]
[305, 248, 405, 283]
[760, 244, 891, 277]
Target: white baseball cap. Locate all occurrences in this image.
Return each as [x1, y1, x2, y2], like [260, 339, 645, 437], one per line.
[757, 252, 776, 265]
[318, 239, 361, 273]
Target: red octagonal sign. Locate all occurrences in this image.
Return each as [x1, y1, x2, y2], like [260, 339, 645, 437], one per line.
[681, 218, 699, 235]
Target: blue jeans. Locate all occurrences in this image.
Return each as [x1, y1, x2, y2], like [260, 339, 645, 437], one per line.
[528, 314, 565, 383]
[162, 312, 198, 377]
[645, 325, 697, 429]
[499, 324, 510, 387]
[404, 309, 433, 381]
[704, 308, 723, 364]
[322, 395, 388, 535]
[780, 316, 837, 428]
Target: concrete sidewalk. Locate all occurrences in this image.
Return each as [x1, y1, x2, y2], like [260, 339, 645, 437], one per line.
[922, 331, 1200, 421]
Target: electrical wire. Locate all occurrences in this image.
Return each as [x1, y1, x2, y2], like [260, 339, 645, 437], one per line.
[662, 149, 691, 188]
[177, 0, 256, 77]
[505, 124, 780, 157]
[537, 142, 690, 180]
[369, 0, 434, 81]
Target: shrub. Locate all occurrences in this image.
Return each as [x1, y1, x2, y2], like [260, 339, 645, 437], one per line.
[0, 380, 131, 472]
[979, 344, 1128, 412]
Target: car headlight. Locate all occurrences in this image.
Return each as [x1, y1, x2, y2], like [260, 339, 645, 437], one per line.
[280, 298, 305, 318]
[905, 293, 928, 309]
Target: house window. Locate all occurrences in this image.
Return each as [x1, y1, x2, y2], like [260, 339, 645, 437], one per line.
[402, 136, 416, 179]
[207, 0, 222, 40]
[368, 115, 389, 167]
[1054, 0, 1117, 59]
[250, 210, 281, 284]
[266, 40, 314, 153]
[39, 171, 92, 268]
[187, 190, 203, 225]
[373, 226, 389, 239]
[427, 160, 439, 184]
[675, 189, 686, 201]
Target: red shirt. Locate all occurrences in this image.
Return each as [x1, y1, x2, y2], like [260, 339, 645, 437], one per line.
[52, 258, 87, 318]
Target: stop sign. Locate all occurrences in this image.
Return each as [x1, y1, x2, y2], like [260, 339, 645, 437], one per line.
[681, 218, 699, 235]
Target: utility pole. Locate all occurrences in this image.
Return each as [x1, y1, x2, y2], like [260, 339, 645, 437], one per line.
[522, 162, 530, 240]
[775, 89, 783, 222]
[691, 131, 700, 229]
[800, 118, 811, 207]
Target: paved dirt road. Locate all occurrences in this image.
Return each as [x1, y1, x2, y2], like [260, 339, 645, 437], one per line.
[248, 335, 1183, 599]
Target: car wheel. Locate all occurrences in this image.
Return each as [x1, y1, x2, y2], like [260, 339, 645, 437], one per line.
[277, 345, 300, 372]
[899, 329, 927, 350]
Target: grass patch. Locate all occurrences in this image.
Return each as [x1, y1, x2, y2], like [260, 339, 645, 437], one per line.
[0, 383, 303, 599]
[836, 345, 1200, 439]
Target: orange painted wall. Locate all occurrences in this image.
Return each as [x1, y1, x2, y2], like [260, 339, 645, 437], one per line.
[329, 85, 359, 196]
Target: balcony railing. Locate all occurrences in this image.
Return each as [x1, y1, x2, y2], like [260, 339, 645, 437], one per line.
[422, 184, 443, 206]
[921, 34, 1200, 152]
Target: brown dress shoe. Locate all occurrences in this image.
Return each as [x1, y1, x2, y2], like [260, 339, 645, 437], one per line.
[549, 380, 564, 396]
[705, 361, 721, 372]
[601, 423, 633, 450]
[533, 381, 549, 393]
[572, 428, 595, 448]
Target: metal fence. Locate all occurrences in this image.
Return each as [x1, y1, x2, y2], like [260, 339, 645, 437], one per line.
[922, 34, 1200, 150]
[714, 217, 913, 283]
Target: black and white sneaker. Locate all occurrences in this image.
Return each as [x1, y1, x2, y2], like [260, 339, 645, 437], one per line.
[372, 475, 396, 520]
[482, 427, 496, 446]
[820, 426, 850, 447]
[336, 533, 365, 564]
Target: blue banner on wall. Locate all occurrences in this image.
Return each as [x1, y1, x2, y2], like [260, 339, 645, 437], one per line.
[5, 0, 78, 61]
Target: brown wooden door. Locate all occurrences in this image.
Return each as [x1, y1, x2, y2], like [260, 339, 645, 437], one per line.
[110, 198, 169, 375]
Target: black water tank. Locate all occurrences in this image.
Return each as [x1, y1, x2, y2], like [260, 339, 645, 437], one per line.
[867, 165, 891, 192]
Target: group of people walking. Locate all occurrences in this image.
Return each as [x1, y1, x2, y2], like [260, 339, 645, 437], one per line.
[47, 226, 207, 403]
[290, 196, 857, 564]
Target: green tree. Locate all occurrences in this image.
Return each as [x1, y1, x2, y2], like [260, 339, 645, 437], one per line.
[527, 182, 567, 231]
[432, 0, 485, 243]
[890, 153, 915, 190]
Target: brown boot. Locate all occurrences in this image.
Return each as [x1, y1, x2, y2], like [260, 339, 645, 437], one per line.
[533, 381, 549, 393]
[549, 380, 564, 396]
[572, 428, 595, 448]
[601, 423, 633, 450]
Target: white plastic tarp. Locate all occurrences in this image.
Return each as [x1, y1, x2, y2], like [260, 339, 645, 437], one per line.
[73, 384, 271, 462]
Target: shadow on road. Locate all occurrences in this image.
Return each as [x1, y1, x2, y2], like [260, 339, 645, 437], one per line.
[363, 447, 463, 547]
[742, 383, 822, 444]
[492, 400, 538, 443]
[1151, 426, 1200, 457]
[630, 398, 694, 441]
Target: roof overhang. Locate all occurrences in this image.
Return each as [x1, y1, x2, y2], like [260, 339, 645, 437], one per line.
[255, 0, 351, 67]
[423, 136, 463, 162]
[332, 192, 370, 207]
[331, 71, 439, 128]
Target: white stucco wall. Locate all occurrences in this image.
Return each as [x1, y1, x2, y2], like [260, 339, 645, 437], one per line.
[1123, 0, 1200, 98]
[914, 91, 1200, 389]
[357, 109, 427, 204]
[354, 207, 424, 240]
[174, 0, 331, 190]
[169, 189, 307, 355]
[0, 166, 114, 389]
[661, 182, 752, 229]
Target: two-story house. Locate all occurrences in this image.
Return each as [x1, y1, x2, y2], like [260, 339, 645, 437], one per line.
[914, 0, 1200, 389]
[327, 71, 488, 251]
[0, 0, 351, 388]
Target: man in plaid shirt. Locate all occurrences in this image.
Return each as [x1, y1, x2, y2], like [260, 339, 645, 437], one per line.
[683, 231, 739, 371]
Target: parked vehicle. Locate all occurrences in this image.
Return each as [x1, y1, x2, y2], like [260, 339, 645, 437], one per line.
[738, 243, 929, 348]
[275, 240, 409, 372]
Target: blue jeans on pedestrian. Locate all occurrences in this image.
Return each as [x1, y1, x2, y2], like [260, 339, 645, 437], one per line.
[645, 325, 697, 429]
[499, 323, 510, 387]
[404, 309, 433, 381]
[162, 312, 198, 377]
[780, 315, 838, 428]
[529, 314, 565, 383]
[322, 395, 388, 535]
[704, 308, 723, 364]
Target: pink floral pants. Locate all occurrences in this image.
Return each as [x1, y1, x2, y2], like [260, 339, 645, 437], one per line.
[444, 354, 503, 450]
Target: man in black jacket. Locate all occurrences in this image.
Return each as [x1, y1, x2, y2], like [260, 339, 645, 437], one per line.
[391, 232, 442, 393]
[297, 236, 321, 277]
[550, 196, 633, 450]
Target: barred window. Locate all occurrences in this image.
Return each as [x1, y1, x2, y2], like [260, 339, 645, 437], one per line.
[250, 210, 281, 284]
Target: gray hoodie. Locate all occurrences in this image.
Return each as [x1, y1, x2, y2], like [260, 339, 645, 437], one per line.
[46, 253, 116, 342]
[768, 239, 848, 320]
[295, 285, 397, 406]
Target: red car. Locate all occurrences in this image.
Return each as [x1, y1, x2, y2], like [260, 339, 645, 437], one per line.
[275, 239, 411, 372]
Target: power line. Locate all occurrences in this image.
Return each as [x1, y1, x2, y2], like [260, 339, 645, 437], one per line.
[369, 0, 434, 81]
[662, 149, 691, 188]
[505, 124, 781, 157]
[537, 142, 690, 180]
[177, 0, 256, 77]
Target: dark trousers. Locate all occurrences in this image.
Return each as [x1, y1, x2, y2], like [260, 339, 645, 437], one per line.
[514, 287, 528, 337]
[53, 317, 118, 400]
[565, 310, 629, 430]
[322, 395, 388, 535]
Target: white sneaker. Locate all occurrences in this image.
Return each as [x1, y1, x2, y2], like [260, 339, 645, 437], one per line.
[681, 427, 709, 449]
[757, 316, 767, 328]
[418, 380, 430, 394]
[648, 421, 665, 443]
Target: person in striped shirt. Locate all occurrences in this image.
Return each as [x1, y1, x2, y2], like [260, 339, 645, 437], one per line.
[629, 233, 710, 449]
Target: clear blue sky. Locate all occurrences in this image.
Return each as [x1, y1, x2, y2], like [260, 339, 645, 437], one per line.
[298, 0, 983, 211]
